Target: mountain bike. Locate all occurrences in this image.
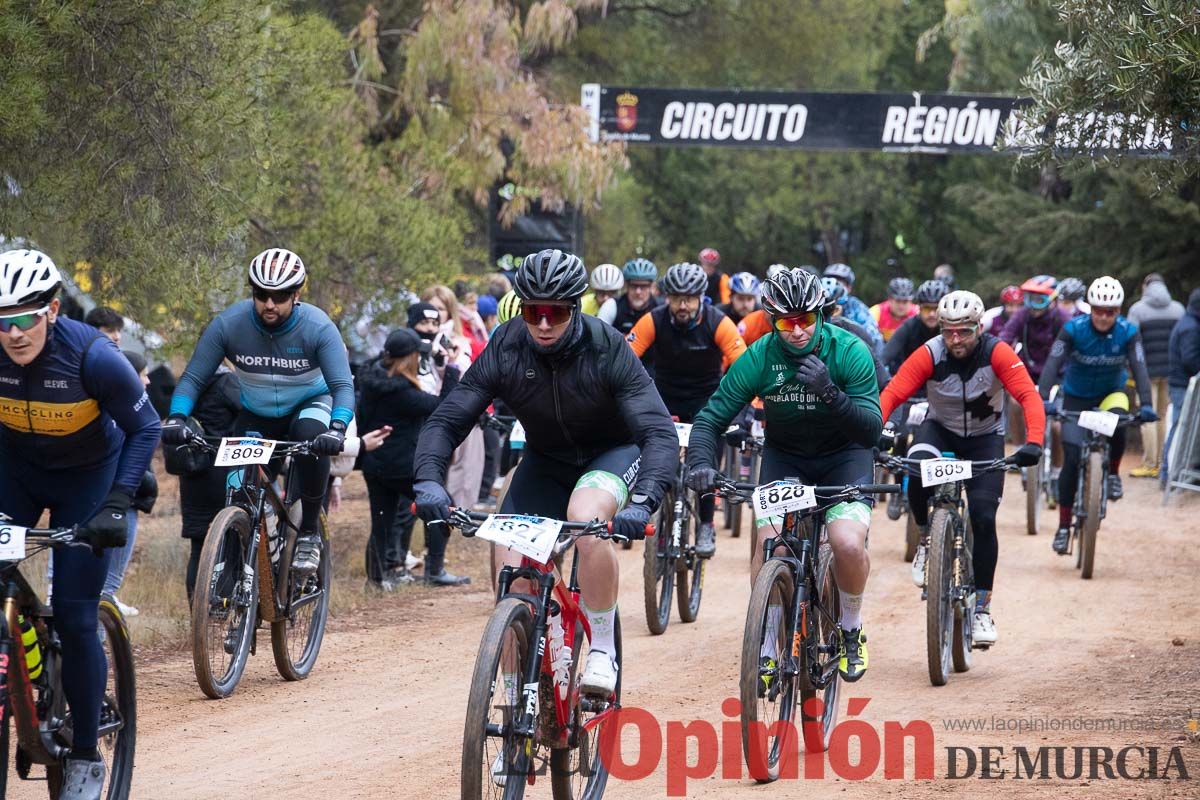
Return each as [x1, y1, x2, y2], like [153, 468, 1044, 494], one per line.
[642, 422, 705, 635]
[877, 452, 1015, 686]
[0, 522, 135, 798]
[181, 433, 331, 699]
[714, 476, 898, 782]
[1053, 409, 1138, 579]
[445, 508, 649, 799]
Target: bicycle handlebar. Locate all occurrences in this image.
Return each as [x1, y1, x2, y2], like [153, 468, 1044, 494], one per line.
[713, 476, 902, 500]
[181, 432, 315, 457]
[875, 452, 1015, 474]
[409, 504, 655, 543]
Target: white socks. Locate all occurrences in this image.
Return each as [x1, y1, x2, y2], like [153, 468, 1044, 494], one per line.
[584, 603, 617, 660]
[839, 591, 863, 631]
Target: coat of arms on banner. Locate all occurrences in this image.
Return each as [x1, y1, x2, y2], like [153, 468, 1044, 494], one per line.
[616, 91, 638, 132]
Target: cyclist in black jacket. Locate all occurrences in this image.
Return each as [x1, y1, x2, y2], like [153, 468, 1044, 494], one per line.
[414, 249, 677, 698]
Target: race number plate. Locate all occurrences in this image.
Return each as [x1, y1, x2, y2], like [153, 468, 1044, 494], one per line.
[214, 437, 278, 467]
[920, 459, 973, 487]
[1077, 410, 1119, 438]
[509, 421, 526, 449]
[907, 402, 928, 427]
[0, 524, 27, 561]
[473, 514, 563, 565]
[753, 480, 817, 516]
[675, 422, 693, 447]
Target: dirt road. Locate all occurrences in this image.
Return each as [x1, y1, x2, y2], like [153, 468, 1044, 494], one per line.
[9, 476, 1198, 798]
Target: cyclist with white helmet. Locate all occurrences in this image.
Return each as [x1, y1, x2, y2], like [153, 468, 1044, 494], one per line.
[823, 263, 884, 351]
[880, 290, 1045, 645]
[582, 263, 624, 325]
[414, 249, 677, 696]
[163, 248, 355, 575]
[1037, 276, 1156, 554]
[870, 277, 919, 342]
[717, 271, 760, 326]
[0, 249, 160, 799]
[687, 268, 883, 682]
[627, 263, 747, 557]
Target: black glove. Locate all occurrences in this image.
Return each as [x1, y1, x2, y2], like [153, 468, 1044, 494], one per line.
[610, 503, 651, 542]
[132, 469, 159, 514]
[162, 414, 191, 447]
[78, 490, 132, 554]
[794, 354, 839, 404]
[310, 420, 347, 456]
[724, 425, 749, 448]
[1013, 442, 1043, 468]
[878, 423, 898, 451]
[1042, 401, 1058, 419]
[414, 480, 453, 526]
[1138, 405, 1159, 424]
[687, 466, 718, 494]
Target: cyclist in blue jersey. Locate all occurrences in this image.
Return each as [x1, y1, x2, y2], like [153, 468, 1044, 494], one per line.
[0, 249, 160, 799]
[1037, 276, 1156, 553]
[163, 248, 354, 574]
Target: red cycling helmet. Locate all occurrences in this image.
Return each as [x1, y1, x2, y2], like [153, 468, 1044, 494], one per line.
[698, 247, 720, 265]
[1000, 285, 1023, 304]
[1020, 274, 1058, 296]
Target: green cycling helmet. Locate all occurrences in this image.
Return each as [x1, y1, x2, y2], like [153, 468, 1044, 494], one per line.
[497, 290, 523, 323]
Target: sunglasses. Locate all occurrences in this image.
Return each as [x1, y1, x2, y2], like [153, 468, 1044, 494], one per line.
[252, 287, 296, 305]
[772, 311, 818, 332]
[521, 303, 574, 326]
[919, 304, 939, 314]
[0, 305, 50, 334]
[941, 326, 978, 341]
[1024, 293, 1052, 310]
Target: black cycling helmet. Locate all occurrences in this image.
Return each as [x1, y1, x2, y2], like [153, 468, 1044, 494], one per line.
[823, 262, 855, 285]
[512, 249, 589, 302]
[760, 268, 826, 317]
[1058, 277, 1087, 302]
[915, 279, 950, 305]
[887, 277, 915, 301]
[661, 262, 707, 296]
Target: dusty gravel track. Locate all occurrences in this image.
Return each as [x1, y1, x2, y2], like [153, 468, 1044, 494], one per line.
[6, 475, 1197, 798]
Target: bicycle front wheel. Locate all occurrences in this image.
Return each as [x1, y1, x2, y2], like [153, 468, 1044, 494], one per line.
[925, 508, 956, 686]
[462, 598, 532, 800]
[191, 506, 257, 699]
[1080, 450, 1103, 579]
[550, 613, 622, 800]
[272, 512, 331, 681]
[799, 540, 841, 753]
[643, 487, 675, 635]
[676, 493, 704, 624]
[97, 596, 137, 798]
[740, 559, 798, 783]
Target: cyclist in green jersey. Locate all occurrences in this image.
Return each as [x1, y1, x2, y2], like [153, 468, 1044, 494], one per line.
[686, 269, 883, 682]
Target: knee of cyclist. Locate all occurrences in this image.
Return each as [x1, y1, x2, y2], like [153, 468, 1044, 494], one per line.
[968, 502, 998, 534]
[50, 599, 99, 642]
[291, 418, 328, 444]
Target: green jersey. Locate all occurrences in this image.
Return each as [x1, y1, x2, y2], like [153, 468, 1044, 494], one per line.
[687, 323, 882, 466]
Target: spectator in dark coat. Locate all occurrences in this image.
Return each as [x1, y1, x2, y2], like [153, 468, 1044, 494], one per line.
[1127, 274, 1185, 477]
[1163, 288, 1200, 481]
[358, 328, 468, 589]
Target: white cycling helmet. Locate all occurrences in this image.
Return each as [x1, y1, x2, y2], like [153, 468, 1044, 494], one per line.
[1087, 275, 1124, 308]
[590, 263, 624, 293]
[765, 263, 788, 280]
[249, 248, 306, 291]
[0, 249, 62, 310]
[937, 290, 985, 326]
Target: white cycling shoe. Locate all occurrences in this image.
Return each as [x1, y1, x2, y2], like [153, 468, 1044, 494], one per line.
[579, 650, 619, 696]
[491, 751, 507, 788]
[911, 542, 928, 588]
[972, 611, 998, 645]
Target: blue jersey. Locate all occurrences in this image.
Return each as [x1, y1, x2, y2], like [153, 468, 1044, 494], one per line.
[0, 317, 161, 495]
[171, 300, 355, 426]
[842, 296, 884, 353]
[1055, 315, 1146, 399]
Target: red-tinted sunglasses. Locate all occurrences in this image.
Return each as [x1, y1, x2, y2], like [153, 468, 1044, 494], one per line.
[521, 303, 573, 326]
[773, 311, 818, 332]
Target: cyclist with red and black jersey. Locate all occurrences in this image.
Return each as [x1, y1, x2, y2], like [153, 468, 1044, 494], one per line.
[880, 291, 1045, 645]
[870, 277, 919, 342]
[627, 262, 747, 556]
[414, 249, 678, 697]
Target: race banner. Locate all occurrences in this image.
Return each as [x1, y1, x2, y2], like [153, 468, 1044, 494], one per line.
[580, 84, 1174, 156]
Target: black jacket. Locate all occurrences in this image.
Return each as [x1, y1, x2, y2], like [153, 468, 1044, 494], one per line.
[414, 315, 678, 509]
[1168, 290, 1200, 390]
[883, 315, 939, 376]
[359, 360, 459, 479]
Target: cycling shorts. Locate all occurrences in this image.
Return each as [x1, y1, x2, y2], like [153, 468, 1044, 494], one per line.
[756, 444, 874, 528]
[500, 444, 642, 518]
[908, 420, 1005, 502]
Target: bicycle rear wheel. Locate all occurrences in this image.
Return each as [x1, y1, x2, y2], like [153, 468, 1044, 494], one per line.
[799, 539, 841, 753]
[97, 596, 137, 798]
[925, 508, 955, 686]
[740, 559, 798, 783]
[550, 614, 622, 800]
[272, 511, 331, 681]
[191, 507, 257, 699]
[462, 598, 532, 800]
[1079, 451, 1103, 579]
[643, 487, 675, 635]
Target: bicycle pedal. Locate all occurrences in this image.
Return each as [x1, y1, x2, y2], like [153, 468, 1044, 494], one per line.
[920, 589, 928, 601]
